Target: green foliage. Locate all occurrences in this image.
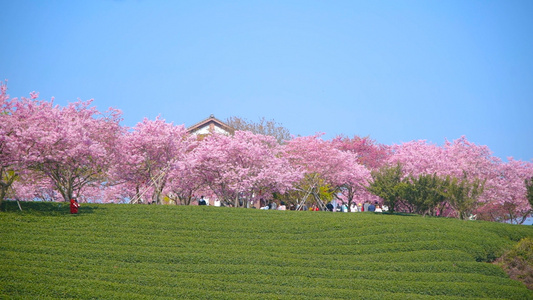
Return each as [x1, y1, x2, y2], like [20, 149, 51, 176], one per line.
[367, 163, 407, 213]
[1, 202, 533, 299]
[444, 174, 485, 220]
[403, 173, 447, 216]
[317, 183, 334, 202]
[496, 237, 533, 290]
[378, 169, 486, 220]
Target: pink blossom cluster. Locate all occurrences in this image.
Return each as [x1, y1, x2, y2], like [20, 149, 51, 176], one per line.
[388, 138, 533, 219]
[1, 84, 532, 222]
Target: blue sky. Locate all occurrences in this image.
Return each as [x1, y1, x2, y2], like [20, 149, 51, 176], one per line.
[2, 0, 532, 161]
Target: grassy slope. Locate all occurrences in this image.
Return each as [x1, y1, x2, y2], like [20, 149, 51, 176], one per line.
[1, 202, 532, 299]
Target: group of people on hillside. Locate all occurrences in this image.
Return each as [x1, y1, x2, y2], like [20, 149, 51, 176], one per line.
[260, 201, 287, 210]
[192, 194, 390, 212]
[198, 196, 221, 207]
[325, 201, 388, 212]
[66, 195, 386, 213]
[257, 199, 388, 212]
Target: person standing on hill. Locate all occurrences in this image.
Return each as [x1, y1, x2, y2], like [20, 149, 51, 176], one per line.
[330, 200, 338, 212]
[198, 196, 206, 205]
[70, 198, 80, 214]
[270, 201, 277, 210]
[341, 202, 349, 212]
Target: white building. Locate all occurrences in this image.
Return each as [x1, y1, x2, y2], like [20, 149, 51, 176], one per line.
[187, 114, 234, 137]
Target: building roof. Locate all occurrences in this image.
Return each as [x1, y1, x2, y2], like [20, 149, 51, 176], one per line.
[187, 114, 234, 136]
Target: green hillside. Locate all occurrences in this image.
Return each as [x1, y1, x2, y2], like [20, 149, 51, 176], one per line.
[1, 202, 532, 299]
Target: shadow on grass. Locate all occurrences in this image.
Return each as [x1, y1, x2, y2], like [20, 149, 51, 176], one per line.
[375, 211, 418, 217]
[1, 200, 102, 216]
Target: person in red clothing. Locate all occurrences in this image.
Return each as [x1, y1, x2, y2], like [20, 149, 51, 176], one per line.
[70, 198, 80, 214]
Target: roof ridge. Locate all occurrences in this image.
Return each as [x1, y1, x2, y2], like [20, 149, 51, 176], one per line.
[187, 115, 233, 133]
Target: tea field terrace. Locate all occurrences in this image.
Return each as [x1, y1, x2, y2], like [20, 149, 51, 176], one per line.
[1, 202, 532, 299]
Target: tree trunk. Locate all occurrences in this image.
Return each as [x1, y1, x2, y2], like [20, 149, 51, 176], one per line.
[0, 184, 6, 211]
[312, 193, 326, 210]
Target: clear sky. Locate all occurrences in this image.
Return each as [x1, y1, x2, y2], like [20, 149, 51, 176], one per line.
[2, 0, 532, 161]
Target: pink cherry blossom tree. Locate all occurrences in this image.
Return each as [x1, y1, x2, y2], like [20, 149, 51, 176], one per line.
[1, 84, 74, 206]
[112, 117, 196, 204]
[166, 154, 207, 205]
[387, 138, 492, 217]
[484, 158, 533, 223]
[284, 134, 370, 209]
[12, 93, 123, 202]
[387, 137, 533, 221]
[193, 131, 299, 207]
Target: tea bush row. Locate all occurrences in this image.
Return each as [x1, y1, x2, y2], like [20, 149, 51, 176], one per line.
[0, 230, 509, 265]
[3, 262, 530, 299]
[4, 251, 519, 287]
[0, 237, 508, 276]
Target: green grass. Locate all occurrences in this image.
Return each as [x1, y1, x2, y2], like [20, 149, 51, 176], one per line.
[1, 201, 532, 299]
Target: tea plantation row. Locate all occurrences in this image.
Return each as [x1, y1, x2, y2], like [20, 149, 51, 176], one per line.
[1, 202, 532, 299]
